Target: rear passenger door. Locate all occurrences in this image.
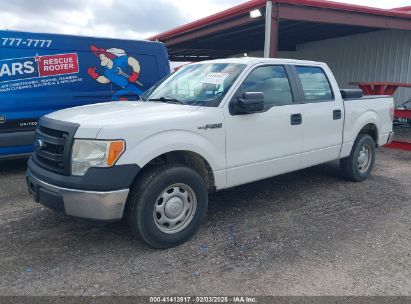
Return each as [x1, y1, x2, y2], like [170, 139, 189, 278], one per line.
[291, 65, 344, 168]
[225, 64, 303, 188]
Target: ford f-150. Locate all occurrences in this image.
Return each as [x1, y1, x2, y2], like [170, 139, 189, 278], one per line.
[26, 57, 395, 248]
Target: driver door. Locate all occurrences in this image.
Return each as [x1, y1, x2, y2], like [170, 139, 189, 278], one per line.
[224, 65, 303, 188]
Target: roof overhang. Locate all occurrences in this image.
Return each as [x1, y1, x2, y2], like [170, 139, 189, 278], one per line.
[149, 0, 411, 61]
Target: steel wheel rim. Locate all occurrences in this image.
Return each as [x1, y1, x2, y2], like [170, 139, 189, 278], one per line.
[153, 183, 197, 234]
[357, 144, 372, 173]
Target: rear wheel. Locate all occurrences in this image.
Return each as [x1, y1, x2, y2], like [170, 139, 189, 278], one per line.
[127, 164, 208, 248]
[340, 134, 376, 182]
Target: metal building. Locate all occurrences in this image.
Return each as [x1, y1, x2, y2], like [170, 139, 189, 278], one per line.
[149, 0, 411, 105]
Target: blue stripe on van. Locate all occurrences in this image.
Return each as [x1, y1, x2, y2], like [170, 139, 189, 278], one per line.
[0, 145, 33, 157]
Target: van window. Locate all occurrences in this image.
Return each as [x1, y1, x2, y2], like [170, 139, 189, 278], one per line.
[238, 65, 293, 108]
[296, 66, 333, 102]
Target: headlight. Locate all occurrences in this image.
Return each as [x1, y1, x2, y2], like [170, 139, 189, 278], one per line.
[71, 139, 125, 176]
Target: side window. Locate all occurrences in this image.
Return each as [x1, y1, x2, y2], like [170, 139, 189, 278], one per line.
[239, 65, 293, 108]
[296, 66, 333, 102]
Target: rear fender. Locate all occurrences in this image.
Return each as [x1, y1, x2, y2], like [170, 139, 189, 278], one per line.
[340, 110, 379, 158]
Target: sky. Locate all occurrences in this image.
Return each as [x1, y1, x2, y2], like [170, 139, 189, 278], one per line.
[0, 0, 410, 40]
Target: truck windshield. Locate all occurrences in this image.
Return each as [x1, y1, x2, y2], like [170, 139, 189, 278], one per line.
[142, 63, 246, 107]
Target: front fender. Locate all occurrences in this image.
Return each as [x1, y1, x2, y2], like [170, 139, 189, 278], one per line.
[117, 129, 226, 173]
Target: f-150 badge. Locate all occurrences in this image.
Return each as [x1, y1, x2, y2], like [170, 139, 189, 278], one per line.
[198, 123, 222, 130]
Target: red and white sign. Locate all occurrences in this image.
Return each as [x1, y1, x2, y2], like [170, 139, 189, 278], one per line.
[36, 53, 79, 77]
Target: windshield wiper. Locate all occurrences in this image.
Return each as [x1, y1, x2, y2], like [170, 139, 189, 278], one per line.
[148, 96, 185, 105]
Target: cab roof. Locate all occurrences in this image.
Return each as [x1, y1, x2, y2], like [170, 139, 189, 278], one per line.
[189, 57, 326, 67]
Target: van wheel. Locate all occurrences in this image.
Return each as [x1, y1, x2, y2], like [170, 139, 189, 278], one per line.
[127, 164, 208, 248]
[340, 134, 376, 182]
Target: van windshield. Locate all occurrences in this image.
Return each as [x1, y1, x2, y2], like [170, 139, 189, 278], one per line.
[142, 63, 246, 107]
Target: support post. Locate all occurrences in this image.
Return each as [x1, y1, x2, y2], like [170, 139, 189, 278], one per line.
[264, 1, 279, 58]
[263, 0, 272, 58]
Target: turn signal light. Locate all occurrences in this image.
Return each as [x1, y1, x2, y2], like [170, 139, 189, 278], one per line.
[108, 141, 125, 166]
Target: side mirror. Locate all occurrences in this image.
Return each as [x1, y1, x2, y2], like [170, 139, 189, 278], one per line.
[232, 92, 265, 115]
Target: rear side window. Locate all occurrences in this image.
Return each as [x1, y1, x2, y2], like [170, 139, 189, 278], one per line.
[296, 66, 333, 102]
[239, 65, 293, 108]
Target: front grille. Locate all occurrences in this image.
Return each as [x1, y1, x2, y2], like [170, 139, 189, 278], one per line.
[39, 126, 67, 138]
[33, 117, 79, 175]
[43, 142, 65, 154]
[37, 154, 64, 169]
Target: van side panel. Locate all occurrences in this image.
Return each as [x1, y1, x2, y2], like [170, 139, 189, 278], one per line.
[0, 30, 170, 158]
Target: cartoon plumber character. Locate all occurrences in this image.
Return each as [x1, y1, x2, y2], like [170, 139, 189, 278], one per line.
[87, 45, 144, 100]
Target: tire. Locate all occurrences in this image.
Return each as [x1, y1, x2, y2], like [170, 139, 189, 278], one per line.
[127, 164, 208, 248]
[340, 134, 376, 182]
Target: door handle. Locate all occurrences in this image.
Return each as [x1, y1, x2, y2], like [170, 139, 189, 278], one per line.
[333, 109, 342, 120]
[290, 113, 302, 125]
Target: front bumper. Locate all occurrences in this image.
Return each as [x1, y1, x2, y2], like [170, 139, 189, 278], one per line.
[26, 169, 129, 221]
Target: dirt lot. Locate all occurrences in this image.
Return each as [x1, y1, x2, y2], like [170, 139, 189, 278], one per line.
[0, 143, 410, 296]
[394, 126, 411, 142]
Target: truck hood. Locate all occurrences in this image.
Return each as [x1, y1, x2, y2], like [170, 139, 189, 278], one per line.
[47, 101, 199, 126]
[46, 101, 201, 138]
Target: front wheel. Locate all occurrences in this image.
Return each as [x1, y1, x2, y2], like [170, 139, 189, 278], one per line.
[127, 164, 208, 248]
[340, 134, 376, 182]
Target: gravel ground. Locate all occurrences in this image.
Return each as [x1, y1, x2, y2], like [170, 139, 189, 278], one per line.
[0, 146, 410, 296]
[394, 125, 411, 142]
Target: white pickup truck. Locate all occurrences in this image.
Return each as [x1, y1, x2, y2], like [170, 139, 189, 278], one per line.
[26, 57, 394, 248]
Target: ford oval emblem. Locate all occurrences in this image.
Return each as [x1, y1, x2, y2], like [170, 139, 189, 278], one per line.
[34, 139, 44, 150]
